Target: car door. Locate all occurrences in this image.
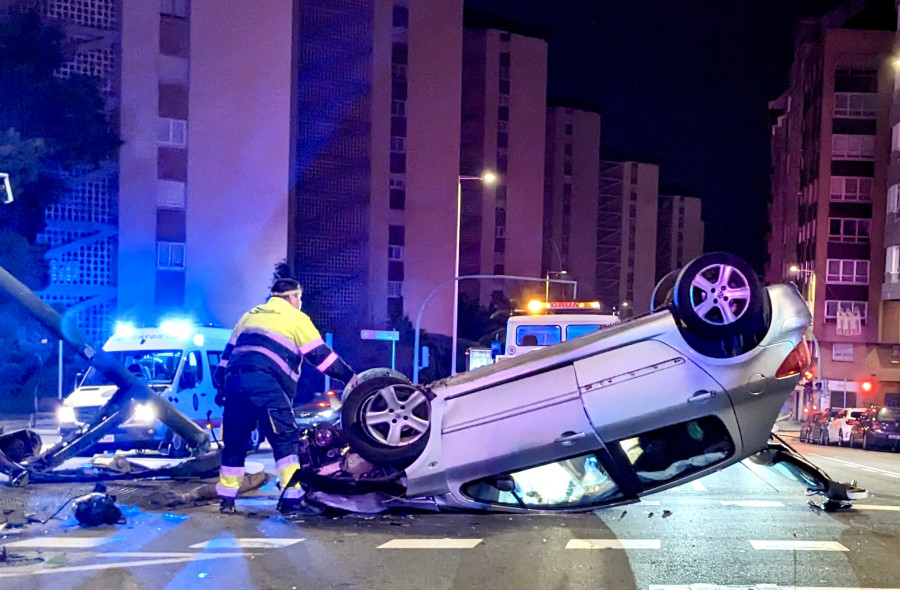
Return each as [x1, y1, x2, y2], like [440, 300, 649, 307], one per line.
[573, 340, 740, 453]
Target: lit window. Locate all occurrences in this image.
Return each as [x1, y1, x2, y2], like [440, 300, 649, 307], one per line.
[825, 259, 869, 284]
[157, 241, 185, 270]
[824, 300, 867, 324]
[157, 118, 187, 147]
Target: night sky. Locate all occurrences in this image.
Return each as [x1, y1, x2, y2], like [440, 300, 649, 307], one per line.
[465, 0, 849, 272]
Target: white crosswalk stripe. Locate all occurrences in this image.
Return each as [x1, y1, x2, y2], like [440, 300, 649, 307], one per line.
[721, 501, 784, 508]
[566, 539, 660, 549]
[3, 537, 115, 548]
[749, 540, 848, 551]
[189, 538, 304, 549]
[378, 538, 482, 549]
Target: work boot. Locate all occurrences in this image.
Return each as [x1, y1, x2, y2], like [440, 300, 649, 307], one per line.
[219, 498, 237, 514]
[278, 497, 323, 518]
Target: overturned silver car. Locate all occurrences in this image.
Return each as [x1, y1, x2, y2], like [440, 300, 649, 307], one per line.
[291, 253, 865, 513]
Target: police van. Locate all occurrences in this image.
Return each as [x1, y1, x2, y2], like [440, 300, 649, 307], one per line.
[497, 300, 620, 360]
[58, 321, 234, 455]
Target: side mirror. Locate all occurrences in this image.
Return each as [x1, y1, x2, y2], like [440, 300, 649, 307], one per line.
[179, 370, 198, 390]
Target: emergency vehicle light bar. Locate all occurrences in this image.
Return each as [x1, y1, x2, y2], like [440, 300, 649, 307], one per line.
[525, 300, 602, 314]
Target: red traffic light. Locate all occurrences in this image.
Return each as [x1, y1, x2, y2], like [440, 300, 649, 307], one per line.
[859, 377, 877, 394]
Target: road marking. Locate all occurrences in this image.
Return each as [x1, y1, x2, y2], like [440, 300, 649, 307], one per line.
[639, 500, 661, 505]
[0, 552, 251, 578]
[691, 481, 707, 492]
[807, 454, 900, 478]
[378, 538, 482, 549]
[853, 504, 900, 511]
[721, 500, 784, 508]
[189, 538, 304, 549]
[749, 540, 848, 551]
[566, 539, 660, 550]
[102, 552, 199, 558]
[3, 537, 116, 549]
[651, 586, 900, 590]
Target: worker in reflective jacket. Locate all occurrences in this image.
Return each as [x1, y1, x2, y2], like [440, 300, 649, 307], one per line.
[214, 278, 356, 516]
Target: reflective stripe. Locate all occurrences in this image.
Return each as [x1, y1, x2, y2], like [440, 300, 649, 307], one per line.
[242, 327, 302, 356]
[228, 336, 237, 346]
[232, 345, 300, 382]
[219, 359, 229, 368]
[275, 455, 300, 470]
[215, 486, 239, 498]
[300, 337, 325, 354]
[282, 488, 303, 499]
[316, 352, 338, 372]
[221, 465, 245, 477]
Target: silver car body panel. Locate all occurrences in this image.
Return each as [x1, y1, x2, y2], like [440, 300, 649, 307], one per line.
[403, 284, 811, 510]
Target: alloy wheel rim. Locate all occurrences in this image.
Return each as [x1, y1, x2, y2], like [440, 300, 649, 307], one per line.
[360, 384, 430, 447]
[688, 263, 751, 326]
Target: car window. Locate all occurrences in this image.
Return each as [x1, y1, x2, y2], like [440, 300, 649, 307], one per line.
[207, 351, 222, 373]
[565, 325, 601, 340]
[877, 407, 900, 421]
[850, 411, 863, 419]
[617, 416, 735, 489]
[516, 325, 561, 346]
[462, 452, 621, 509]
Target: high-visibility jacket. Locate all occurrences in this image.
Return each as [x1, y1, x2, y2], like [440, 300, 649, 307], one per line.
[214, 296, 354, 399]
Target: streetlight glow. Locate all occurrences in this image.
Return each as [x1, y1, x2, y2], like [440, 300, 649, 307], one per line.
[481, 171, 497, 184]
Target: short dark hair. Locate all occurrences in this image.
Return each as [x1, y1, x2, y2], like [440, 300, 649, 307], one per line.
[271, 278, 302, 298]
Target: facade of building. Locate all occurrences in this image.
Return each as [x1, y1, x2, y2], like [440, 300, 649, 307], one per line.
[543, 106, 601, 301]
[459, 26, 547, 304]
[768, 5, 899, 413]
[656, 194, 704, 281]
[597, 160, 659, 316]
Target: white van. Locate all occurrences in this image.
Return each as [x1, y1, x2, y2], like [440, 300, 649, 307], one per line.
[498, 301, 620, 360]
[58, 321, 232, 455]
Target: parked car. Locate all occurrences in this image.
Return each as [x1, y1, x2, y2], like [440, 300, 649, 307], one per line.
[849, 406, 900, 451]
[830, 407, 867, 446]
[798, 411, 822, 443]
[289, 252, 856, 513]
[807, 409, 841, 445]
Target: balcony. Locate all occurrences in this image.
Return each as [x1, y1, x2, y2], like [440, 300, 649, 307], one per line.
[882, 271, 900, 300]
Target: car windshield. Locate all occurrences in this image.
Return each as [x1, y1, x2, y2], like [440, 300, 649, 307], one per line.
[850, 410, 864, 419]
[81, 350, 183, 386]
[565, 324, 601, 340]
[516, 325, 561, 346]
[877, 407, 900, 421]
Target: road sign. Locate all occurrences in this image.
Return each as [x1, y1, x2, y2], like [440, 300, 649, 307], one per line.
[360, 329, 399, 342]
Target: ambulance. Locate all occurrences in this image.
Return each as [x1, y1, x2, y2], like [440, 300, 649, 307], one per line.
[498, 300, 620, 360]
[58, 320, 235, 455]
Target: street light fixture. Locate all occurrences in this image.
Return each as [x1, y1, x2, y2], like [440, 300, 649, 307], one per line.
[452, 171, 497, 376]
[788, 264, 814, 278]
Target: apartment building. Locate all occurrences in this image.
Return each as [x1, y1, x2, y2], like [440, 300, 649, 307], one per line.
[597, 161, 659, 317]
[768, 3, 899, 411]
[656, 194, 704, 281]
[459, 24, 548, 304]
[543, 106, 601, 302]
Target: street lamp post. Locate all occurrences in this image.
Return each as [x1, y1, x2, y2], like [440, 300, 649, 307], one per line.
[452, 171, 496, 376]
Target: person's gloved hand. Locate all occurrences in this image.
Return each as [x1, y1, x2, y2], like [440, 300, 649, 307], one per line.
[214, 389, 227, 407]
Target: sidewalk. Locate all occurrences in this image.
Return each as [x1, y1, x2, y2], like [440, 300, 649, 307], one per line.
[0, 412, 57, 434]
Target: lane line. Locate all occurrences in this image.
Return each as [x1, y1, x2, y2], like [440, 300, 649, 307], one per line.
[721, 500, 784, 508]
[0, 553, 252, 578]
[566, 539, 660, 550]
[651, 586, 900, 590]
[853, 504, 900, 511]
[691, 481, 707, 492]
[189, 538, 304, 549]
[378, 538, 482, 549]
[807, 454, 900, 478]
[750, 540, 848, 551]
[3, 537, 115, 549]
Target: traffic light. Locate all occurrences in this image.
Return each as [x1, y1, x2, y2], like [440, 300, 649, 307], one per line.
[802, 362, 818, 382]
[859, 376, 877, 395]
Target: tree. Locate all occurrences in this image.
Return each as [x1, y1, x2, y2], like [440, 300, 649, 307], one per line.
[0, 4, 119, 412]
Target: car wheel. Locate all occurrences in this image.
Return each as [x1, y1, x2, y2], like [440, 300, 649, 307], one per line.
[341, 374, 431, 468]
[167, 433, 191, 458]
[863, 432, 871, 450]
[673, 252, 765, 341]
[838, 430, 845, 447]
[650, 269, 680, 312]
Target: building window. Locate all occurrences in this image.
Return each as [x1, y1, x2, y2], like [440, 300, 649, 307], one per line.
[824, 300, 867, 324]
[829, 218, 870, 243]
[391, 42, 408, 65]
[564, 124, 573, 136]
[498, 106, 509, 121]
[388, 245, 404, 260]
[630, 166, 638, 185]
[157, 241, 185, 270]
[563, 160, 572, 176]
[392, 5, 408, 28]
[834, 93, 877, 118]
[886, 246, 900, 283]
[499, 79, 510, 95]
[832, 134, 875, 160]
[388, 225, 405, 246]
[494, 238, 505, 253]
[390, 136, 405, 153]
[391, 100, 406, 117]
[387, 281, 403, 297]
[889, 185, 900, 220]
[564, 143, 572, 156]
[389, 188, 405, 210]
[157, 118, 186, 147]
[830, 176, 872, 201]
[826, 259, 869, 284]
[390, 152, 406, 173]
[160, 0, 189, 18]
[493, 264, 505, 274]
[391, 63, 407, 81]
[495, 225, 505, 238]
[388, 261, 404, 281]
[497, 132, 508, 148]
[893, 123, 900, 153]
[499, 31, 511, 42]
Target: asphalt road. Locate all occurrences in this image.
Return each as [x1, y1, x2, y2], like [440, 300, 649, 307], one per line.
[1, 434, 899, 590]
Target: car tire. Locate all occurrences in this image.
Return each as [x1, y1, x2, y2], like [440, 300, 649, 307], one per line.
[650, 269, 680, 312]
[341, 373, 431, 468]
[673, 252, 766, 341]
[863, 432, 872, 451]
[166, 433, 191, 458]
[838, 430, 845, 447]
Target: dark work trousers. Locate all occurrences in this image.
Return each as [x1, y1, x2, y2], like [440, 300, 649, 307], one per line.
[217, 370, 302, 501]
